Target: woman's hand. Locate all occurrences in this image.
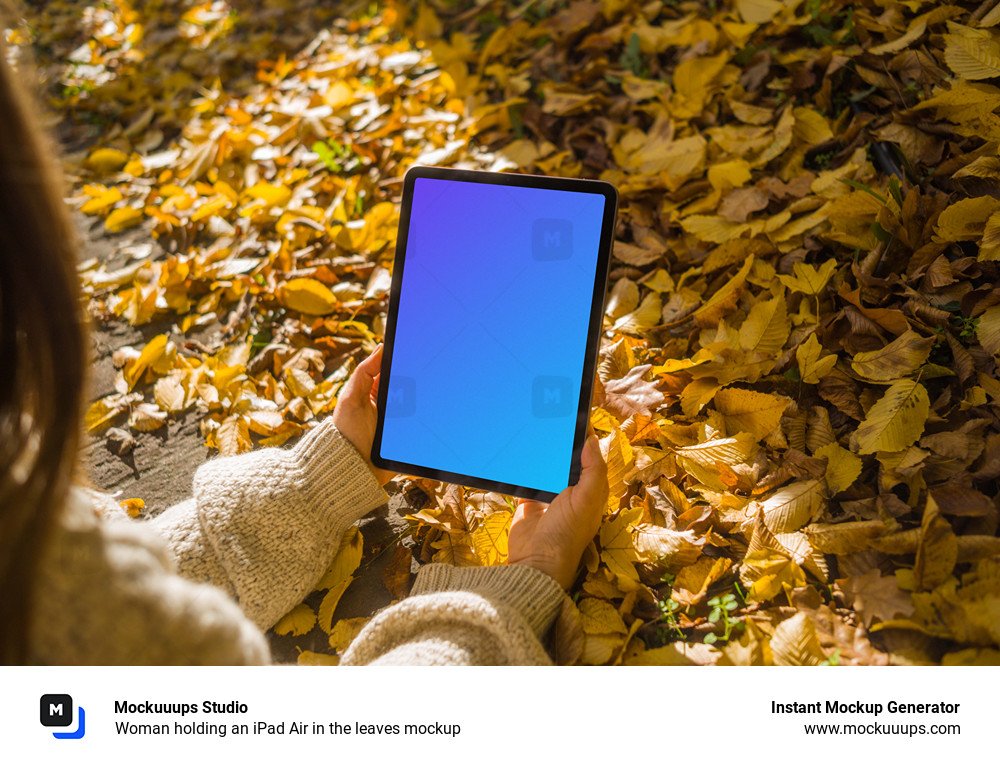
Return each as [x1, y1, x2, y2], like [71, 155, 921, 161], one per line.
[508, 430, 609, 590]
[332, 344, 396, 486]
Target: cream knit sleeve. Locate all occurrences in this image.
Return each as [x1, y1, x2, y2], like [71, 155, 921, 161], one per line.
[340, 563, 566, 665]
[150, 418, 388, 630]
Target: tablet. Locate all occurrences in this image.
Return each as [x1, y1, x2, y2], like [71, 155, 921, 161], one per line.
[371, 166, 618, 502]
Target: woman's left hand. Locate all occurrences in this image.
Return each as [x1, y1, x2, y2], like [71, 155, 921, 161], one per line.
[332, 344, 396, 486]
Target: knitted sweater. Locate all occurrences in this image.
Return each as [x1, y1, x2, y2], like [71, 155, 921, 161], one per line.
[28, 419, 565, 665]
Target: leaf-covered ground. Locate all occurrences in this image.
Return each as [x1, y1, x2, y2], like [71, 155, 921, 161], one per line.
[9, 0, 1000, 665]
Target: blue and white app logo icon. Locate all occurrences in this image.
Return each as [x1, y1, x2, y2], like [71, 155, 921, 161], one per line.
[40, 694, 85, 739]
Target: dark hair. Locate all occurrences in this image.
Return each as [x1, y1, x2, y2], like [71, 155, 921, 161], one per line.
[0, 44, 88, 662]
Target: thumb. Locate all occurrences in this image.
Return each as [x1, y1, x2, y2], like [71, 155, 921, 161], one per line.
[572, 434, 608, 505]
[341, 344, 382, 405]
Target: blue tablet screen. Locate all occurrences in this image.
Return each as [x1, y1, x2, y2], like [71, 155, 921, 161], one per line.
[380, 176, 608, 495]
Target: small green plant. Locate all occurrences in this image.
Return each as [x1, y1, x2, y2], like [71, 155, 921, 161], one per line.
[657, 595, 686, 641]
[819, 649, 842, 666]
[704, 593, 743, 645]
[655, 574, 686, 642]
[954, 314, 980, 342]
[619, 32, 648, 78]
[312, 139, 366, 174]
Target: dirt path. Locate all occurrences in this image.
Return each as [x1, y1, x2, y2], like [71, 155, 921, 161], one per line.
[77, 211, 415, 663]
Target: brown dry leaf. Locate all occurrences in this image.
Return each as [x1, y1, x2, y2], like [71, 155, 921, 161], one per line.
[381, 544, 413, 601]
[714, 388, 791, 440]
[672, 556, 732, 605]
[850, 330, 935, 382]
[842, 569, 914, 628]
[914, 498, 958, 591]
[273, 603, 317, 637]
[770, 613, 826, 666]
[601, 364, 665, 421]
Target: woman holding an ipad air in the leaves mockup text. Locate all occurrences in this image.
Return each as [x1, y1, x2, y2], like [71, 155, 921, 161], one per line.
[0, 45, 609, 665]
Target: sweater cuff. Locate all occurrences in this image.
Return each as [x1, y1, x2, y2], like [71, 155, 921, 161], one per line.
[292, 418, 388, 520]
[411, 563, 565, 639]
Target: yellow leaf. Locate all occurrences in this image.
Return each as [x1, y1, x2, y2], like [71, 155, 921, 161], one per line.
[86, 147, 129, 174]
[105, 206, 143, 233]
[472, 511, 511, 566]
[81, 185, 123, 215]
[580, 632, 625, 665]
[317, 526, 364, 590]
[935, 196, 1000, 242]
[578, 598, 627, 635]
[854, 380, 930, 455]
[680, 214, 752, 244]
[689, 256, 754, 326]
[944, 22, 1000, 80]
[297, 650, 338, 666]
[279, 277, 338, 316]
[123, 334, 174, 389]
[736, 0, 784, 24]
[743, 548, 806, 601]
[914, 499, 958, 591]
[674, 433, 755, 467]
[600, 506, 642, 581]
[870, 20, 927, 56]
[119, 498, 145, 518]
[632, 524, 702, 568]
[804, 520, 887, 555]
[328, 616, 370, 654]
[980, 210, 1000, 261]
[154, 375, 188, 413]
[612, 292, 661, 334]
[850, 330, 934, 382]
[246, 410, 284, 436]
[714, 388, 790, 440]
[245, 182, 292, 207]
[776, 258, 837, 295]
[600, 429, 634, 511]
[673, 556, 732, 605]
[671, 53, 728, 118]
[217, 415, 251, 456]
[813, 441, 862, 495]
[792, 106, 833, 146]
[317, 577, 353, 634]
[628, 134, 707, 180]
[431, 531, 479, 566]
[624, 643, 703, 666]
[770, 613, 826, 666]
[738, 293, 789, 360]
[796, 333, 837, 384]
[761, 479, 824, 534]
[273, 603, 317, 637]
[84, 393, 139, 432]
[976, 305, 1000, 356]
[707, 159, 752, 190]
[129, 403, 167, 432]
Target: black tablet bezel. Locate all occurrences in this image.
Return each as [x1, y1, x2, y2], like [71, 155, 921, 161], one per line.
[370, 165, 618, 502]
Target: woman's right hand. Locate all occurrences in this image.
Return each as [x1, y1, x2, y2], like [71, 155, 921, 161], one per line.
[507, 431, 609, 590]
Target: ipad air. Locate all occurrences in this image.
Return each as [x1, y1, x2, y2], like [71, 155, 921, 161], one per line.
[371, 166, 618, 502]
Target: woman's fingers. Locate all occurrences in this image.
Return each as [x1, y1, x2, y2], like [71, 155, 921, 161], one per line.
[516, 499, 547, 519]
[341, 344, 382, 406]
